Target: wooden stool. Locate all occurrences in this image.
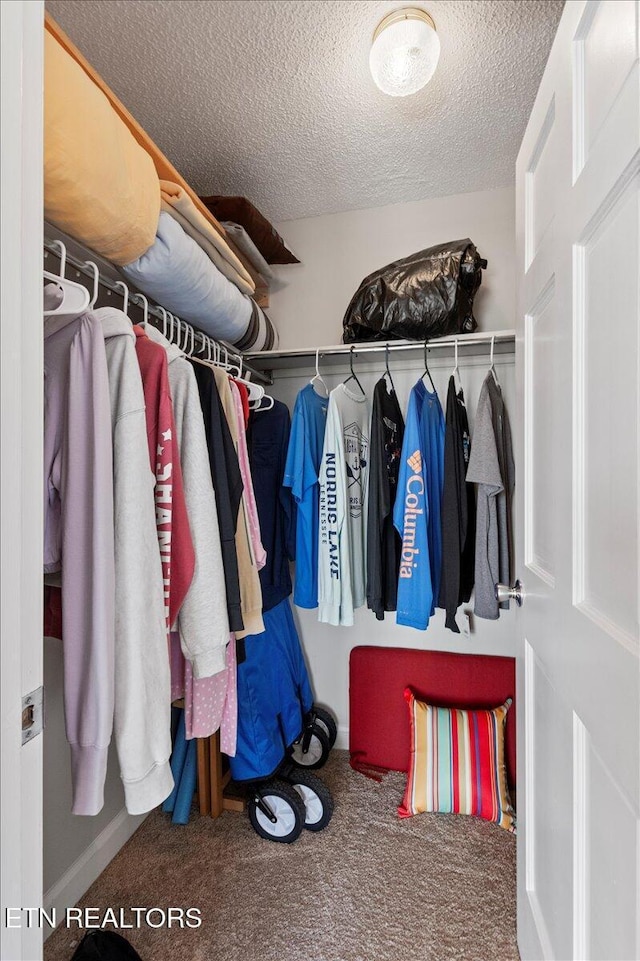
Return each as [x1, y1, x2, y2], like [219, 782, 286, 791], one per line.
[196, 732, 245, 819]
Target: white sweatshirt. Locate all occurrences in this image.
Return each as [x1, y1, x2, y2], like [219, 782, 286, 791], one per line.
[318, 383, 370, 626]
[96, 308, 173, 815]
[146, 325, 230, 677]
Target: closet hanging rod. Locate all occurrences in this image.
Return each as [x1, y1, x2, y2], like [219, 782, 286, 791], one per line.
[244, 330, 516, 376]
[43, 237, 271, 386]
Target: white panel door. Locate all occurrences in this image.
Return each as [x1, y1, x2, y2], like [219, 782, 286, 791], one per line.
[515, 2, 639, 959]
[0, 3, 44, 961]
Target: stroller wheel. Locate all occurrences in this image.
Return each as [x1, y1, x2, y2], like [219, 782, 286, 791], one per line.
[290, 724, 330, 770]
[248, 781, 305, 843]
[311, 706, 338, 748]
[289, 770, 334, 832]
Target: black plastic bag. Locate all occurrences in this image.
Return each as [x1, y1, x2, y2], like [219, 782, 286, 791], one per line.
[342, 239, 486, 343]
[71, 931, 143, 960]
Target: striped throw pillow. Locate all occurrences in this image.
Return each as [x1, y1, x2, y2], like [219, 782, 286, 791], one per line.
[398, 688, 516, 833]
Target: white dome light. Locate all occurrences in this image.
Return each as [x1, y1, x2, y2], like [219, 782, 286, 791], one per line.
[369, 7, 440, 98]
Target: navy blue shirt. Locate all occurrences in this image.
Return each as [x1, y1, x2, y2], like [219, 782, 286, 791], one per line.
[248, 400, 296, 612]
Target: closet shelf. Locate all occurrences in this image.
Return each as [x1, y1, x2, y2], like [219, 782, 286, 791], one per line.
[244, 330, 516, 377]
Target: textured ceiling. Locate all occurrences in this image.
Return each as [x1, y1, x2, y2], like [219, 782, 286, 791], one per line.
[46, 0, 563, 223]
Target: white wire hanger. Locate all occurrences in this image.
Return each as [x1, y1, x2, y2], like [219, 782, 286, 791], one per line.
[237, 369, 266, 407]
[310, 348, 329, 397]
[452, 338, 462, 392]
[113, 281, 130, 320]
[83, 261, 100, 310]
[488, 334, 500, 386]
[135, 293, 150, 329]
[43, 240, 90, 318]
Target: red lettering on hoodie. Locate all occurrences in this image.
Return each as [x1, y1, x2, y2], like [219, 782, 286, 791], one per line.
[134, 327, 195, 630]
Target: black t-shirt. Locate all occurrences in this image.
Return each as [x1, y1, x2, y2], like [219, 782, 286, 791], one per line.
[190, 362, 244, 634]
[439, 375, 476, 631]
[366, 376, 405, 620]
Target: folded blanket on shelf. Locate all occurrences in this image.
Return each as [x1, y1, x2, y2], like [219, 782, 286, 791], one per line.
[221, 222, 274, 281]
[122, 213, 277, 351]
[44, 31, 160, 266]
[160, 181, 255, 296]
[122, 212, 252, 344]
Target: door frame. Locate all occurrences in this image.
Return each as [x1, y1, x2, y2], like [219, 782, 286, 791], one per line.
[1, 2, 45, 960]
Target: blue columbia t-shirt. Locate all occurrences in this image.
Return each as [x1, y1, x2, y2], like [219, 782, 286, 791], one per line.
[417, 381, 446, 613]
[394, 379, 445, 629]
[284, 384, 329, 608]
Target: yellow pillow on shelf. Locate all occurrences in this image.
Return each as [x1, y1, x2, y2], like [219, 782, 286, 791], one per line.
[44, 31, 160, 266]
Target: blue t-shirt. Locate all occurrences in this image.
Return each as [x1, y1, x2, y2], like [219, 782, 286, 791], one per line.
[416, 381, 445, 614]
[284, 384, 329, 608]
[393, 379, 445, 629]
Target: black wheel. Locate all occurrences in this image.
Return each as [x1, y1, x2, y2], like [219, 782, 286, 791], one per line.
[289, 770, 334, 832]
[247, 781, 305, 843]
[290, 723, 330, 770]
[311, 706, 338, 748]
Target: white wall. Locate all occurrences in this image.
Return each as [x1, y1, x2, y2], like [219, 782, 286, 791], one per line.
[270, 185, 515, 349]
[268, 186, 517, 745]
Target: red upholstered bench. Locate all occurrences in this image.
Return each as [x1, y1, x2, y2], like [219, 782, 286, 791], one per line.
[349, 646, 516, 792]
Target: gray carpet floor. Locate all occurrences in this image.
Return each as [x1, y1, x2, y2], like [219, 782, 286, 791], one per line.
[44, 750, 518, 961]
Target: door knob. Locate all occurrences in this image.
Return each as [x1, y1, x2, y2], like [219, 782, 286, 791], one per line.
[495, 579, 525, 608]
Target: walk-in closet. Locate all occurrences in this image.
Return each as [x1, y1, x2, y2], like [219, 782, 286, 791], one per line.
[1, 2, 639, 961]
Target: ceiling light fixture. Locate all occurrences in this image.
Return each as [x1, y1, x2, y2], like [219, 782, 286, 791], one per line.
[369, 7, 440, 97]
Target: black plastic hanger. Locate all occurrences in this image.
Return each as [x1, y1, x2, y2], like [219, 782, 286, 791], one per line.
[343, 345, 365, 396]
[383, 342, 396, 392]
[421, 340, 436, 393]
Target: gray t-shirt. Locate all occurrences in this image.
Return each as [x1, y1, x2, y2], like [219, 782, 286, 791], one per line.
[466, 374, 515, 619]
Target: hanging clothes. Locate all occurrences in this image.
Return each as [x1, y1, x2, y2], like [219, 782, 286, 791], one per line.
[43, 291, 115, 816]
[95, 307, 173, 815]
[133, 326, 195, 629]
[144, 325, 229, 677]
[419, 382, 446, 613]
[232, 377, 250, 427]
[366, 376, 405, 620]
[190, 361, 244, 635]
[249, 400, 296, 613]
[213, 367, 264, 638]
[170, 632, 237, 753]
[466, 373, 515, 620]
[229, 379, 266, 573]
[439, 376, 476, 632]
[283, 383, 328, 610]
[394, 380, 444, 630]
[394, 384, 432, 631]
[318, 382, 370, 626]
